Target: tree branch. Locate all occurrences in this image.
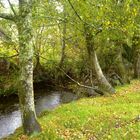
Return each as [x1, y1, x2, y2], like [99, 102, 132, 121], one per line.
[0, 13, 15, 21]
[7, 0, 17, 15]
[67, 0, 104, 34]
[67, 0, 84, 23]
[67, 0, 95, 28]
[36, 54, 104, 95]
[0, 54, 19, 59]
[57, 66, 104, 95]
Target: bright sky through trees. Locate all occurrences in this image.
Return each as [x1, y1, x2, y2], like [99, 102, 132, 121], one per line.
[1, 0, 18, 8]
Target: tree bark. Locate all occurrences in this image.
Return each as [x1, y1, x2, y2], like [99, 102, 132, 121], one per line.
[59, 10, 66, 68]
[0, 0, 41, 135]
[133, 38, 140, 79]
[115, 45, 130, 84]
[17, 0, 41, 135]
[134, 51, 140, 79]
[84, 25, 115, 94]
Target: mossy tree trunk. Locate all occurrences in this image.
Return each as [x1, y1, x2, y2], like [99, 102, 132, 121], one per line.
[0, 0, 41, 135]
[17, 0, 41, 135]
[134, 51, 140, 79]
[114, 44, 130, 84]
[84, 25, 115, 94]
[133, 36, 140, 79]
[59, 9, 67, 68]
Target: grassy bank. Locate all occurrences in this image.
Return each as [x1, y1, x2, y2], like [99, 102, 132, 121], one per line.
[5, 80, 140, 140]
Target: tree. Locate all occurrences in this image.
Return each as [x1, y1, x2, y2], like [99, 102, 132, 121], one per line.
[84, 24, 115, 93]
[133, 35, 140, 79]
[66, 0, 115, 94]
[0, 0, 41, 135]
[59, 7, 67, 68]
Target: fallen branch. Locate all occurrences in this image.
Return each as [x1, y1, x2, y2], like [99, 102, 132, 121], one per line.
[57, 66, 104, 95]
[36, 54, 104, 95]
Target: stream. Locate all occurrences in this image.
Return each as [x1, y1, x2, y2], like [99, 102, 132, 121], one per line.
[0, 90, 77, 139]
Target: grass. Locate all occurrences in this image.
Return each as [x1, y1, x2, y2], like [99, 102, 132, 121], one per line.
[5, 80, 140, 140]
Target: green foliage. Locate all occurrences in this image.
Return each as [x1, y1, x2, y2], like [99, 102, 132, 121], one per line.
[1, 0, 140, 139]
[0, 71, 18, 96]
[0, 0, 140, 95]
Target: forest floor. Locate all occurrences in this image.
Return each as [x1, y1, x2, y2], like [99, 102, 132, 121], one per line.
[5, 80, 140, 140]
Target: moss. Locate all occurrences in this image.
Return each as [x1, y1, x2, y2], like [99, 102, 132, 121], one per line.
[22, 110, 41, 135]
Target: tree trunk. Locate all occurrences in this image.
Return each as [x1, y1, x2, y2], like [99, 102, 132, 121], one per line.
[115, 45, 130, 84]
[133, 35, 140, 79]
[17, 0, 41, 135]
[89, 48, 115, 94]
[134, 52, 140, 79]
[59, 11, 66, 68]
[84, 25, 115, 94]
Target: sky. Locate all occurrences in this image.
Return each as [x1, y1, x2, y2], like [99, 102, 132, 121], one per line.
[1, 0, 18, 8]
[0, 0, 63, 14]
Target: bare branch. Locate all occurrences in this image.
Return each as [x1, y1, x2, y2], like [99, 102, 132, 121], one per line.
[36, 54, 104, 95]
[67, 0, 103, 34]
[57, 66, 104, 95]
[0, 13, 15, 21]
[67, 0, 95, 29]
[67, 0, 85, 23]
[7, 0, 17, 15]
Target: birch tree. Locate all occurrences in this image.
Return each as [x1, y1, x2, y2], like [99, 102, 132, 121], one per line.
[0, 0, 41, 135]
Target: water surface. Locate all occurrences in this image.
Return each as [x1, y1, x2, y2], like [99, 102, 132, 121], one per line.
[0, 90, 76, 139]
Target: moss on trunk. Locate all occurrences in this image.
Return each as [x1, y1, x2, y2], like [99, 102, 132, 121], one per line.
[84, 24, 115, 94]
[17, 0, 41, 135]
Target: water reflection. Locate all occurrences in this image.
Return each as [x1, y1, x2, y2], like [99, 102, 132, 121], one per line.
[35, 92, 61, 115]
[0, 91, 76, 139]
[0, 110, 21, 138]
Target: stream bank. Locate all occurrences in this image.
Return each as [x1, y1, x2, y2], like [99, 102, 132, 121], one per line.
[0, 89, 77, 139]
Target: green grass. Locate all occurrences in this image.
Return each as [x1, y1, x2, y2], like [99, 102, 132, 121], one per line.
[6, 80, 140, 140]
